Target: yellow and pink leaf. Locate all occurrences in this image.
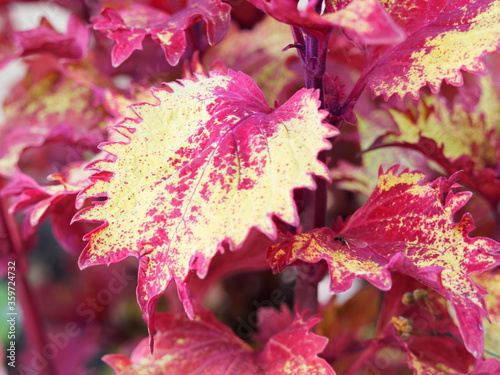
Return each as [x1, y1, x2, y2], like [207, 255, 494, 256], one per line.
[269, 166, 500, 357]
[367, 76, 500, 205]
[75, 70, 337, 348]
[103, 307, 333, 375]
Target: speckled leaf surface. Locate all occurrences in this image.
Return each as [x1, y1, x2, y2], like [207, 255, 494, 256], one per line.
[0, 65, 106, 178]
[103, 308, 334, 375]
[75, 70, 336, 345]
[203, 16, 302, 106]
[473, 271, 500, 322]
[269, 166, 500, 357]
[92, 1, 230, 67]
[364, 0, 500, 99]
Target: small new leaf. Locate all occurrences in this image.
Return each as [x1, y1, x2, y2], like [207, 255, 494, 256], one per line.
[93, 1, 231, 66]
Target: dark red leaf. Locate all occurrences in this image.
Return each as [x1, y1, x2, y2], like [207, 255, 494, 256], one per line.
[103, 307, 334, 374]
[269, 166, 500, 357]
[2, 164, 94, 254]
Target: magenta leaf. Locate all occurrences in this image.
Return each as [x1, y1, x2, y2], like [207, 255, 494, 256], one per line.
[92, 1, 231, 67]
[253, 303, 294, 344]
[202, 16, 304, 106]
[470, 358, 500, 374]
[361, 0, 500, 99]
[14, 14, 90, 62]
[2, 164, 94, 254]
[103, 307, 334, 374]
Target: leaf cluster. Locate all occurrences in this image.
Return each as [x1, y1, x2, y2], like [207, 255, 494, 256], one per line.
[1, 0, 500, 374]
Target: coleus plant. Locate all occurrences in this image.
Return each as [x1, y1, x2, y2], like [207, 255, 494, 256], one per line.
[2, 0, 500, 374]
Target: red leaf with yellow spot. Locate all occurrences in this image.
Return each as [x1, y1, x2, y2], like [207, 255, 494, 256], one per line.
[92, 1, 230, 67]
[102, 308, 334, 375]
[362, 0, 500, 100]
[269, 166, 500, 357]
[75, 70, 337, 348]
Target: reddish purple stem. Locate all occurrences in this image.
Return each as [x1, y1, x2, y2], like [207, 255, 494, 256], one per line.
[1, 193, 55, 375]
[290, 12, 332, 316]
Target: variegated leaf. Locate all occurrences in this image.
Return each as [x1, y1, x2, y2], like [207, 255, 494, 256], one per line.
[75, 70, 337, 347]
[365, 0, 500, 99]
[269, 166, 500, 357]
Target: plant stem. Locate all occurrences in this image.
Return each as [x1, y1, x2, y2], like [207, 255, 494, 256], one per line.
[293, 25, 332, 233]
[290, 14, 332, 315]
[1, 194, 55, 375]
[294, 261, 327, 316]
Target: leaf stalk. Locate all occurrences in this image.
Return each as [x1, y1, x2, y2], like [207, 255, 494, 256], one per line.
[290, 7, 333, 316]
